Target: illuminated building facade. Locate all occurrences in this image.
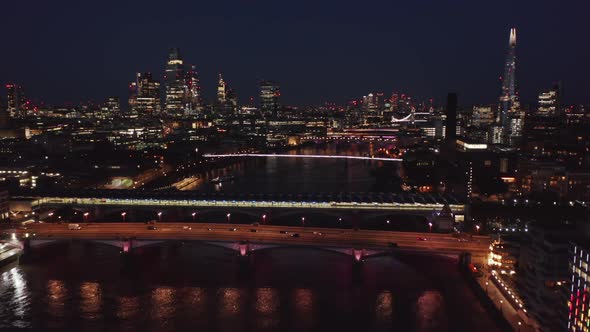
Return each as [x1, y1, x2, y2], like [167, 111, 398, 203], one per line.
[185, 65, 202, 114]
[497, 28, 522, 146]
[98, 97, 120, 119]
[217, 73, 226, 105]
[6, 83, 27, 118]
[568, 243, 590, 332]
[537, 83, 561, 117]
[260, 80, 280, 117]
[129, 72, 161, 114]
[164, 48, 186, 114]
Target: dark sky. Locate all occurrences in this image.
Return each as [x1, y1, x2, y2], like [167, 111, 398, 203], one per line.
[2, 0, 589, 107]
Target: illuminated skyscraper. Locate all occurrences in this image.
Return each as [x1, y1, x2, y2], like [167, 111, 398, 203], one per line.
[185, 65, 202, 114]
[129, 72, 161, 114]
[497, 28, 522, 146]
[6, 84, 26, 118]
[537, 83, 561, 117]
[164, 48, 186, 113]
[260, 80, 280, 117]
[217, 73, 227, 105]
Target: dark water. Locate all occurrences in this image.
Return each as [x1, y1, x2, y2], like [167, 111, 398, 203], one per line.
[0, 243, 499, 332]
[193, 143, 400, 193]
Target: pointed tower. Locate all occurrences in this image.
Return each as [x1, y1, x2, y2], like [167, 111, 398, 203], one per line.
[497, 28, 521, 146]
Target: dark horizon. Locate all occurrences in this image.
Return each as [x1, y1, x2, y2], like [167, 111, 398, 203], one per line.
[1, 0, 589, 107]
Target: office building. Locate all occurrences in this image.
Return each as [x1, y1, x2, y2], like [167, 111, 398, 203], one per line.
[260, 80, 280, 117]
[445, 93, 458, 142]
[537, 83, 561, 117]
[185, 65, 202, 114]
[6, 84, 27, 118]
[164, 48, 186, 113]
[129, 72, 161, 114]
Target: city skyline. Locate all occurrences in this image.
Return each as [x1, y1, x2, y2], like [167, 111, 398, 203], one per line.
[1, 1, 589, 107]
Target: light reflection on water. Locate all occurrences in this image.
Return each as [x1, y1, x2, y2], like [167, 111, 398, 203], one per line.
[0, 268, 30, 328]
[47, 279, 66, 318]
[375, 290, 393, 322]
[80, 281, 101, 320]
[255, 288, 280, 329]
[0, 244, 496, 332]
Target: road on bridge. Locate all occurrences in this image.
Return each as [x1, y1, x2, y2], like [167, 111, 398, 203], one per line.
[14, 223, 490, 261]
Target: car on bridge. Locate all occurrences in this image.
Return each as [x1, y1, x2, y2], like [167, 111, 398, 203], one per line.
[147, 226, 157, 230]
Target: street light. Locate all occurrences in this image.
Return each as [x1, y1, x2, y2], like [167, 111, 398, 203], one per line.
[121, 212, 127, 222]
[192, 212, 196, 222]
[500, 300, 504, 313]
[475, 224, 481, 234]
[517, 322, 522, 332]
[262, 214, 266, 224]
[157, 212, 162, 222]
[227, 213, 231, 223]
[386, 219, 390, 224]
[428, 222, 433, 232]
[301, 217, 305, 227]
[83, 212, 89, 222]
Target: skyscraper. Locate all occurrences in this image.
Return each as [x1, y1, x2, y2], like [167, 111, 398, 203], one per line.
[537, 83, 561, 117]
[6, 84, 26, 118]
[260, 80, 280, 117]
[497, 28, 522, 146]
[445, 93, 458, 142]
[129, 72, 161, 114]
[217, 73, 227, 106]
[164, 48, 186, 114]
[185, 65, 202, 114]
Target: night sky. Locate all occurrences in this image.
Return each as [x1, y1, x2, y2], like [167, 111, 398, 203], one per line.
[2, 0, 589, 107]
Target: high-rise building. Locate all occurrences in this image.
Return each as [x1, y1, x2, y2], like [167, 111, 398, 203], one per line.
[129, 72, 161, 114]
[6, 84, 27, 118]
[497, 28, 522, 146]
[260, 80, 280, 117]
[185, 65, 202, 114]
[217, 73, 227, 106]
[99, 96, 120, 118]
[164, 48, 186, 114]
[537, 83, 561, 117]
[445, 93, 458, 142]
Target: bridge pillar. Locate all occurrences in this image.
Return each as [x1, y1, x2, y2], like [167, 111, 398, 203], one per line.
[352, 248, 364, 263]
[238, 241, 250, 257]
[121, 239, 133, 254]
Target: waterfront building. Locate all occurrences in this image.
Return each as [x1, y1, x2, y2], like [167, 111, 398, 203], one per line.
[568, 243, 590, 332]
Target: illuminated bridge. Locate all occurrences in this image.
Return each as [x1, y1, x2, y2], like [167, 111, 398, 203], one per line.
[13, 190, 466, 223]
[203, 153, 402, 162]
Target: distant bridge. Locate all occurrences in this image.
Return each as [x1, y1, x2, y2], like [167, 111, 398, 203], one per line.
[203, 153, 402, 162]
[13, 190, 465, 219]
